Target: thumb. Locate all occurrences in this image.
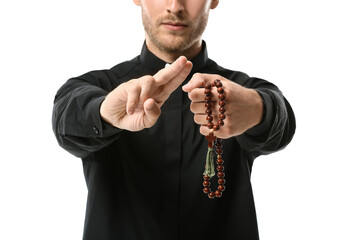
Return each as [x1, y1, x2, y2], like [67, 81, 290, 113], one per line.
[143, 98, 161, 128]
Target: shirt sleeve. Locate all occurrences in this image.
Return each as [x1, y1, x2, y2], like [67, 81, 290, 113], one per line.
[236, 77, 296, 159]
[52, 71, 122, 158]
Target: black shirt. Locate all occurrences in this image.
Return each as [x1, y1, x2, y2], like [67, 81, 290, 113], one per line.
[52, 42, 295, 240]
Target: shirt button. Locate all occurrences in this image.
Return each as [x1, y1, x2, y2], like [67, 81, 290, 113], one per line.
[93, 126, 99, 134]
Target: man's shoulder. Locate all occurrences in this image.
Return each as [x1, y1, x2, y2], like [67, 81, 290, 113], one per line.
[63, 56, 141, 92]
[108, 56, 141, 79]
[206, 58, 250, 85]
[206, 58, 278, 90]
[80, 55, 141, 80]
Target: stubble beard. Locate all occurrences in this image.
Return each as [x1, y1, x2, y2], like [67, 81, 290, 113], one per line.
[142, 10, 209, 55]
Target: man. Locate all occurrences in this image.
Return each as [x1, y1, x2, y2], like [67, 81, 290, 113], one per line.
[52, 0, 296, 239]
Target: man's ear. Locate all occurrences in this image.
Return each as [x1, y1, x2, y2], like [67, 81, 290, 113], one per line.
[210, 0, 219, 9]
[132, 0, 141, 6]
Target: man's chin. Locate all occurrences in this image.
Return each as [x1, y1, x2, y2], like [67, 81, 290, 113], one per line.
[156, 37, 192, 53]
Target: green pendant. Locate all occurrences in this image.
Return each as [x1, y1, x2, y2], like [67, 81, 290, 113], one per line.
[203, 147, 215, 178]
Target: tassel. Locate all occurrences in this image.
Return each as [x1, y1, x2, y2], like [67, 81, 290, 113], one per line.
[203, 147, 215, 178]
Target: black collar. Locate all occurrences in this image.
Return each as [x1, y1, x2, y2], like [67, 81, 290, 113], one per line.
[139, 41, 209, 74]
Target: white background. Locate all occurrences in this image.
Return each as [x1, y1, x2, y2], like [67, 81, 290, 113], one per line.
[1, 0, 349, 239]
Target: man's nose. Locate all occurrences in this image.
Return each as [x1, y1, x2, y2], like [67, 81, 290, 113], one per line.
[167, 0, 185, 14]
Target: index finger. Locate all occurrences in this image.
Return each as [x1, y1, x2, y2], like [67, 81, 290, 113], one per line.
[153, 56, 188, 85]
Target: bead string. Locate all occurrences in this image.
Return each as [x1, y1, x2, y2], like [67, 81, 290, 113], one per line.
[202, 79, 226, 199]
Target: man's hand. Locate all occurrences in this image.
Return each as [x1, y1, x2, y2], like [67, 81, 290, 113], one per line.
[100, 56, 193, 131]
[182, 73, 263, 138]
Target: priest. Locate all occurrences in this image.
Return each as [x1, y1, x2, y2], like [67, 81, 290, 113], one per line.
[52, 0, 296, 239]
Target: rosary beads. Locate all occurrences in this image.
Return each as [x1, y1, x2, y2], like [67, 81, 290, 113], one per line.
[202, 79, 226, 199]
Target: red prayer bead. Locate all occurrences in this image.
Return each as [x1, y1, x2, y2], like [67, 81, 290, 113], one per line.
[206, 115, 213, 122]
[203, 187, 210, 194]
[217, 165, 224, 171]
[218, 119, 224, 126]
[205, 109, 212, 115]
[203, 175, 210, 180]
[218, 93, 225, 100]
[203, 180, 211, 187]
[216, 158, 224, 164]
[208, 192, 215, 199]
[219, 101, 225, 107]
[204, 83, 211, 89]
[217, 172, 225, 178]
[216, 149, 223, 154]
[218, 178, 226, 185]
[219, 114, 226, 120]
[219, 107, 226, 113]
[218, 185, 226, 192]
[205, 102, 211, 108]
[207, 122, 214, 129]
[217, 87, 224, 93]
[215, 190, 222, 197]
[205, 89, 211, 95]
[215, 81, 222, 87]
[213, 124, 220, 131]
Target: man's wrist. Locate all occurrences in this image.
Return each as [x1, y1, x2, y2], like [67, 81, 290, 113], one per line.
[245, 89, 273, 136]
[250, 89, 264, 127]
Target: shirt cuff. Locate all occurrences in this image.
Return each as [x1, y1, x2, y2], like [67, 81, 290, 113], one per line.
[88, 95, 122, 138]
[245, 89, 274, 136]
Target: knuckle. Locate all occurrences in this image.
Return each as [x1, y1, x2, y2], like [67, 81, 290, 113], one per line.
[129, 85, 140, 94]
[139, 76, 155, 88]
[189, 90, 201, 102]
[126, 80, 140, 91]
[193, 72, 202, 78]
[143, 75, 155, 84]
[189, 103, 195, 112]
[143, 75, 153, 79]
[128, 78, 139, 86]
[190, 103, 194, 112]
[193, 114, 204, 124]
[188, 92, 194, 101]
[193, 73, 202, 82]
[193, 115, 199, 124]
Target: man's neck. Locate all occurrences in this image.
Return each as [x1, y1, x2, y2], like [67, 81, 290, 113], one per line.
[145, 38, 202, 63]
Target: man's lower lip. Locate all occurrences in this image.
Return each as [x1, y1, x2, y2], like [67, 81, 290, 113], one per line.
[162, 24, 187, 31]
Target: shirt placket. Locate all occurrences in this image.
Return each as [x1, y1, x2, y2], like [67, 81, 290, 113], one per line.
[161, 86, 183, 240]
